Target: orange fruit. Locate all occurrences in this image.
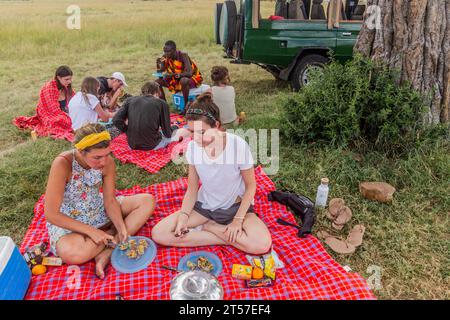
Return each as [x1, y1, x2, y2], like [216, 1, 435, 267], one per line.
[252, 267, 264, 280]
[32, 264, 47, 276]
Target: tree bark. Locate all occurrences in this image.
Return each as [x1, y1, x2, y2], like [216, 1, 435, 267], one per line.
[354, 0, 450, 124]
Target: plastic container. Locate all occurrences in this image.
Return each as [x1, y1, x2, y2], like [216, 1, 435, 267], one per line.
[172, 84, 211, 112]
[315, 178, 330, 208]
[0, 236, 31, 300]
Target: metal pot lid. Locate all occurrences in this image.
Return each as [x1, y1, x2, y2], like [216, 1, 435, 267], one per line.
[170, 270, 224, 300]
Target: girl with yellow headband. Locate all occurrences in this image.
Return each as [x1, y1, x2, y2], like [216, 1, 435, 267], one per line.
[44, 123, 155, 279]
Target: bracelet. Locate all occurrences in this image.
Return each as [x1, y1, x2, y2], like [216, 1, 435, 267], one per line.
[233, 216, 245, 220]
[180, 211, 190, 218]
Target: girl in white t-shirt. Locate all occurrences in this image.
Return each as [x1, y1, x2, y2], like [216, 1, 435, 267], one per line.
[69, 77, 115, 131]
[152, 93, 272, 255]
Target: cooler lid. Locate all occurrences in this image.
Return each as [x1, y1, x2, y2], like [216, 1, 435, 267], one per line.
[0, 236, 15, 276]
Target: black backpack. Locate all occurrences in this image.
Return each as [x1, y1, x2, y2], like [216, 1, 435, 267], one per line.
[268, 190, 315, 237]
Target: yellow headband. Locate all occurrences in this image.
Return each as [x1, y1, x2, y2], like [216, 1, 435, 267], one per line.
[74, 131, 111, 151]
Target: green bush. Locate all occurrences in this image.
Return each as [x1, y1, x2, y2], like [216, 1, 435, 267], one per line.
[281, 55, 431, 154]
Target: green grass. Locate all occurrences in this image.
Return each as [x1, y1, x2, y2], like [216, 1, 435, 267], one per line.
[0, 0, 449, 300]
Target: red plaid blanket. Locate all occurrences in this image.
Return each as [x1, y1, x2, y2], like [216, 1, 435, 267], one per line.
[13, 80, 75, 141]
[110, 115, 190, 174]
[20, 167, 375, 300]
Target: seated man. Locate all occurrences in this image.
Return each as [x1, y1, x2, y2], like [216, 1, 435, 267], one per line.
[155, 40, 203, 108]
[112, 81, 189, 151]
[96, 72, 128, 111]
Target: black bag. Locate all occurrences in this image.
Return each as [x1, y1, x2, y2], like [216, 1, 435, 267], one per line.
[268, 190, 315, 237]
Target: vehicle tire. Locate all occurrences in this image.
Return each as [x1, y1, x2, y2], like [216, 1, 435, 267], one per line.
[215, 3, 223, 45]
[219, 1, 238, 50]
[290, 54, 328, 91]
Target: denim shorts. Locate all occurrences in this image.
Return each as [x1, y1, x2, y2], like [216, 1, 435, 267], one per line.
[193, 201, 255, 225]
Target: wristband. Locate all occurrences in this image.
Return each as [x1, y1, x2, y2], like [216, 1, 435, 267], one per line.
[180, 211, 190, 218]
[233, 216, 245, 220]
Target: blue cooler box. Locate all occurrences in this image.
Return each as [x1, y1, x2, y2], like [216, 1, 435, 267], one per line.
[172, 84, 211, 112]
[0, 236, 31, 300]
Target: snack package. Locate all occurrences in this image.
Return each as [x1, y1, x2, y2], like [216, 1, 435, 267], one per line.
[245, 278, 274, 288]
[42, 257, 63, 266]
[245, 247, 284, 281]
[232, 264, 253, 280]
[253, 255, 276, 280]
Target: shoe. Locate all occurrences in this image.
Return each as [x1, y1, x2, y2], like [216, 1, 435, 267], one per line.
[346, 224, 365, 247]
[316, 230, 356, 255]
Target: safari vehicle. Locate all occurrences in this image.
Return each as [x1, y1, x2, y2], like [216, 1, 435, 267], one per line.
[215, 0, 367, 89]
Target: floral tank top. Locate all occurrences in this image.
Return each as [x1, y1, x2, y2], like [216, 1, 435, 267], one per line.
[58, 150, 106, 227]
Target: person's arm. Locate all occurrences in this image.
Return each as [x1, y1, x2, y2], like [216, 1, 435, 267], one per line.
[101, 156, 128, 243]
[156, 57, 167, 73]
[234, 168, 256, 219]
[44, 157, 113, 245]
[174, 164, 200, 238]
[160, 100, 173, 138]
[180, 165, 200, 214]
[94, 103, 114, 122]
[106, 87, 123, 110]
[180, 53, 193, 78]
[112, 99, 129, 132]
[224, 167, 257, 243]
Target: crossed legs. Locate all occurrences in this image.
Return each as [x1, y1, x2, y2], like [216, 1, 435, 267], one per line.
[56, 194, 155, 279]
[152, 210, 272, 255]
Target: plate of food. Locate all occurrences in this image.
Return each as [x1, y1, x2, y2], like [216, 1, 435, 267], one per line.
[177, 251, 222, 277]
[111, 236, 157, 274]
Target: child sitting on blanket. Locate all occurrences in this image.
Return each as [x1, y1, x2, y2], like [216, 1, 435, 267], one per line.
[152, 93, 272, 255]
[44, 123, 155, 279]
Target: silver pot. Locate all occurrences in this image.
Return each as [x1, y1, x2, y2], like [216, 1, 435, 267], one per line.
[169, 270, 224, 300]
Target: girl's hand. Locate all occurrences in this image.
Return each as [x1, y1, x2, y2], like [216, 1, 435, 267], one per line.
[174, 213, 189, 238]
[225, 219, 243, 243]
[117, 226, 128, 243]
[88, 228, 115, 246]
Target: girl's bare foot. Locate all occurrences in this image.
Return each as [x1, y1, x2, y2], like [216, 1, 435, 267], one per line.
[95, 248, 113, 279]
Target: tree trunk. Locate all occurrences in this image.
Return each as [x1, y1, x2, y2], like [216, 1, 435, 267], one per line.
[354, 0, 450, 124]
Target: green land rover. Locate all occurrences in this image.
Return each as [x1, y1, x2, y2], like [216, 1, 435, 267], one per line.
[215, 0, 367, 89]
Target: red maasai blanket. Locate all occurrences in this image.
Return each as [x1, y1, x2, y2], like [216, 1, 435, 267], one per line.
[110, 115, 190, 174]
[20, 167, 375, 300]
[13, 80, 75, 141]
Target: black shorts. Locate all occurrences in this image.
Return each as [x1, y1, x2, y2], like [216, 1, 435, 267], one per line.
[193, 201, 255, 225]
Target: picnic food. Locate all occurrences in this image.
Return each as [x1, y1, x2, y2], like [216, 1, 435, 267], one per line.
[252, 267, 264, 280]
[186, 256, 214, 273]
[245, 278, 274, 288]
[250, 255, 277, 280]
[232, 264, 253, 280]
[119, 238, 148, 260]
[42, 257, 63, 266]
[32, 264, 47, 276]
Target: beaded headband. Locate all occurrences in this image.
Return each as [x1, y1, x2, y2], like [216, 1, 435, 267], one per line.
[186, 108, 217, 122]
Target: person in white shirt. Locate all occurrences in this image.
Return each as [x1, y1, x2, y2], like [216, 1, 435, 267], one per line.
[152, 93, 272, 255]
[210, 66, 238, 126]
[69, 77, 115, 131]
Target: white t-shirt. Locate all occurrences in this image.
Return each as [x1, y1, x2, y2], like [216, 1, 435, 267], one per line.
[69, 92, 100, 130]
[185, 132, 254, 211]
[212, 86, 237, 124]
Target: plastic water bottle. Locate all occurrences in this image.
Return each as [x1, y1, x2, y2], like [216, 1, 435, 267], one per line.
[315, 178, 329, 208]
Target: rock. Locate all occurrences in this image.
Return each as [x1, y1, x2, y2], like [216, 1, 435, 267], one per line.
[359, 182, 396, 203]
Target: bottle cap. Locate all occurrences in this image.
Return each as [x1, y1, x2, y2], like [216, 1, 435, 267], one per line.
[321, 178, 329, 185]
